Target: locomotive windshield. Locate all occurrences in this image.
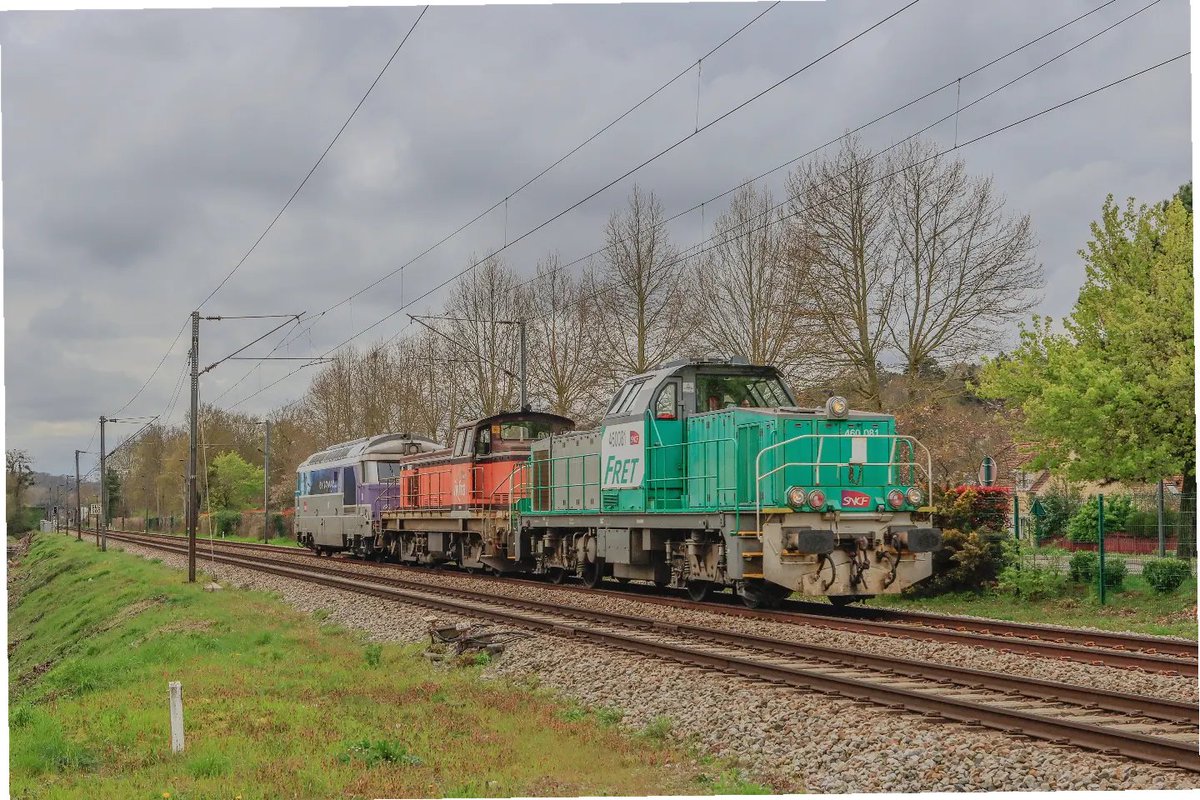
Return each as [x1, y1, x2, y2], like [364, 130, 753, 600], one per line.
[696, 374, 791, 411]
[498, 420, 560, 441]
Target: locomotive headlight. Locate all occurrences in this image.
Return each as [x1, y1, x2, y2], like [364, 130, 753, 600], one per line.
[807, 489, 826, 509]
[825, 395, 849, 418]
[886, 489, 905, 510]
[905, 487, 923, 506]
[786, 486, 808, 509]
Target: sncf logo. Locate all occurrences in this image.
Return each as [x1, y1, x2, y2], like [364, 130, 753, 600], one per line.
[841, 490, 872, 508]
[628, 431, 640, 445]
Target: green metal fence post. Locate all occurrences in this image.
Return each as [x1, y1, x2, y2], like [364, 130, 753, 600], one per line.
[1013, 493, 1020, 541]
[1097, 494, 1106, 605]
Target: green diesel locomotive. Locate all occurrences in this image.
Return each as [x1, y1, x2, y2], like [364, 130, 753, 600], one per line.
[511, 357, 941, 607]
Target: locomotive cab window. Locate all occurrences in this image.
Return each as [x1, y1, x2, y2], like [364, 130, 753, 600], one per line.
[498, 419, 557, 441]
[475, 427, 492, 456]
[695, 374, 792, 411]
[654, 382, 678, 420]
[608, 378, 649, 417]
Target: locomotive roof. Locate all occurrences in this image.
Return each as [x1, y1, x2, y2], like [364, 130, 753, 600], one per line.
[453, 409, 576, 431]
[606, 357, 795, 420]
[297, 432, 441, 470]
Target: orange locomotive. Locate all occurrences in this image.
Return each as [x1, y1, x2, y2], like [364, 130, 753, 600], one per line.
[294, 411, 573, 566]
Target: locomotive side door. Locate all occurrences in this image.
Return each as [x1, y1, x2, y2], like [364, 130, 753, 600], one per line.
[646, 378, 686, 510]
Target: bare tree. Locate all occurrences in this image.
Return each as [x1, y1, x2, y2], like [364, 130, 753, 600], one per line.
[886, 139, 1041, 380]
[587, 185, 690, 379]
[303, 349, 359, 444]
[689, 182, 813, 374]
[524, 253, 604, 421]
[446, 255, 523, 417]
[788, 136, 895, 409]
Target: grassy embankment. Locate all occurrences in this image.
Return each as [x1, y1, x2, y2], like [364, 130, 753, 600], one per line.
[865, 572, 1198, 639]
[9, 535, 768, 799]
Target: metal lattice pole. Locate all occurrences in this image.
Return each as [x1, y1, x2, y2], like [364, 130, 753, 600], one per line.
[187, 311, 199, 583]
[99, 416, 107, 551]
[262, 419, 271, 543]
[74, 449, 83, 542]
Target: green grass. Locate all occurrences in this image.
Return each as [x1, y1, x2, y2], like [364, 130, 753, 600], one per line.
[866, 573, 1198, 639]
[9, 536, 773, 798]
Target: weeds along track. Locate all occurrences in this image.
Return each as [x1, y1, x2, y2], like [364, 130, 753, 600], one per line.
[102, 530, 1199, 772]
[101, 529, 1198, 676]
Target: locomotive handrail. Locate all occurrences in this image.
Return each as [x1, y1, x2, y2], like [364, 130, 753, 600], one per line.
[753, 433, 933, 535]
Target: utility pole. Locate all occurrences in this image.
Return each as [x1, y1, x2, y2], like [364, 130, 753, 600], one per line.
[187, 310, 199, 583]
[262, 419, 271, 543]
[518, 319, 528, 412]
[74, 450, 84, 541]
[99, 416, 107, 551]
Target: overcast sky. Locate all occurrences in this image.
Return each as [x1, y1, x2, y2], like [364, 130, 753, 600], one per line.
[1, 0, 1191, 476]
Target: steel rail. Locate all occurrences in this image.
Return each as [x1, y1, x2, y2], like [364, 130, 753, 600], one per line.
[102, 529, 1198, 674]
[100, 530, 1200, 772]
[784, 599, 1200, 658]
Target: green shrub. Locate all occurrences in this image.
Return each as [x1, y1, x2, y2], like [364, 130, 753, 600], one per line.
[1101, 556, 1127, 589]
[1066, 496, 1134, 542]
[212, 509, 240, 537]
[1036, 483, 1083, 540]
[1069, 551, 1098, 582]
[1142, 558, 1192, 593]
[996, 565, 1069, 601]
[908, 527, 1005, 596]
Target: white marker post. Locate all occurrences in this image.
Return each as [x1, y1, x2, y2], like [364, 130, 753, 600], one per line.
[168, 681, 185, 753]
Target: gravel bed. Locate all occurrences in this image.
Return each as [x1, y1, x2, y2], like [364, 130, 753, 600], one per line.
[194, 542, 1198, 703]
[111, 540, 1200, 793]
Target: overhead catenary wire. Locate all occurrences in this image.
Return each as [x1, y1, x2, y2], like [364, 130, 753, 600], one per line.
[222, 0, 922, 409]
[225, 48, 1187, 413]
[363, 0, 1159, 351]
[491, 0, 1157, 320]
[195, 6, 429, 312]
[211, 1, 784, 401]
[102, 8, 428, 425]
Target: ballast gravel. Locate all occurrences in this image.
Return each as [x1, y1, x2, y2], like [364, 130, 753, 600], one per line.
[200, 542, 1198, 704]
[111, 539, 1200, 793]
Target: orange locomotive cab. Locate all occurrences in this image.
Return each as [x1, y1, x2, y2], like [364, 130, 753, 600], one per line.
[374, 411, 573, 566]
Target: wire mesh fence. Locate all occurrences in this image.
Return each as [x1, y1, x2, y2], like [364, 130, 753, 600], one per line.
[1019, 490, 1196, 562]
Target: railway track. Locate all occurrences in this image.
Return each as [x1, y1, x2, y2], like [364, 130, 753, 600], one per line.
[101, 528, 1198, 676]
[103, 529, 1199, 772]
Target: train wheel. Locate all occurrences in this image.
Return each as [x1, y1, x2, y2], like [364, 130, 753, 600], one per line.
[741, 583, 787, 610]
[581, 560, 604, 589]
[686, 580, 713, 602]
[547, 567, 567, 584]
